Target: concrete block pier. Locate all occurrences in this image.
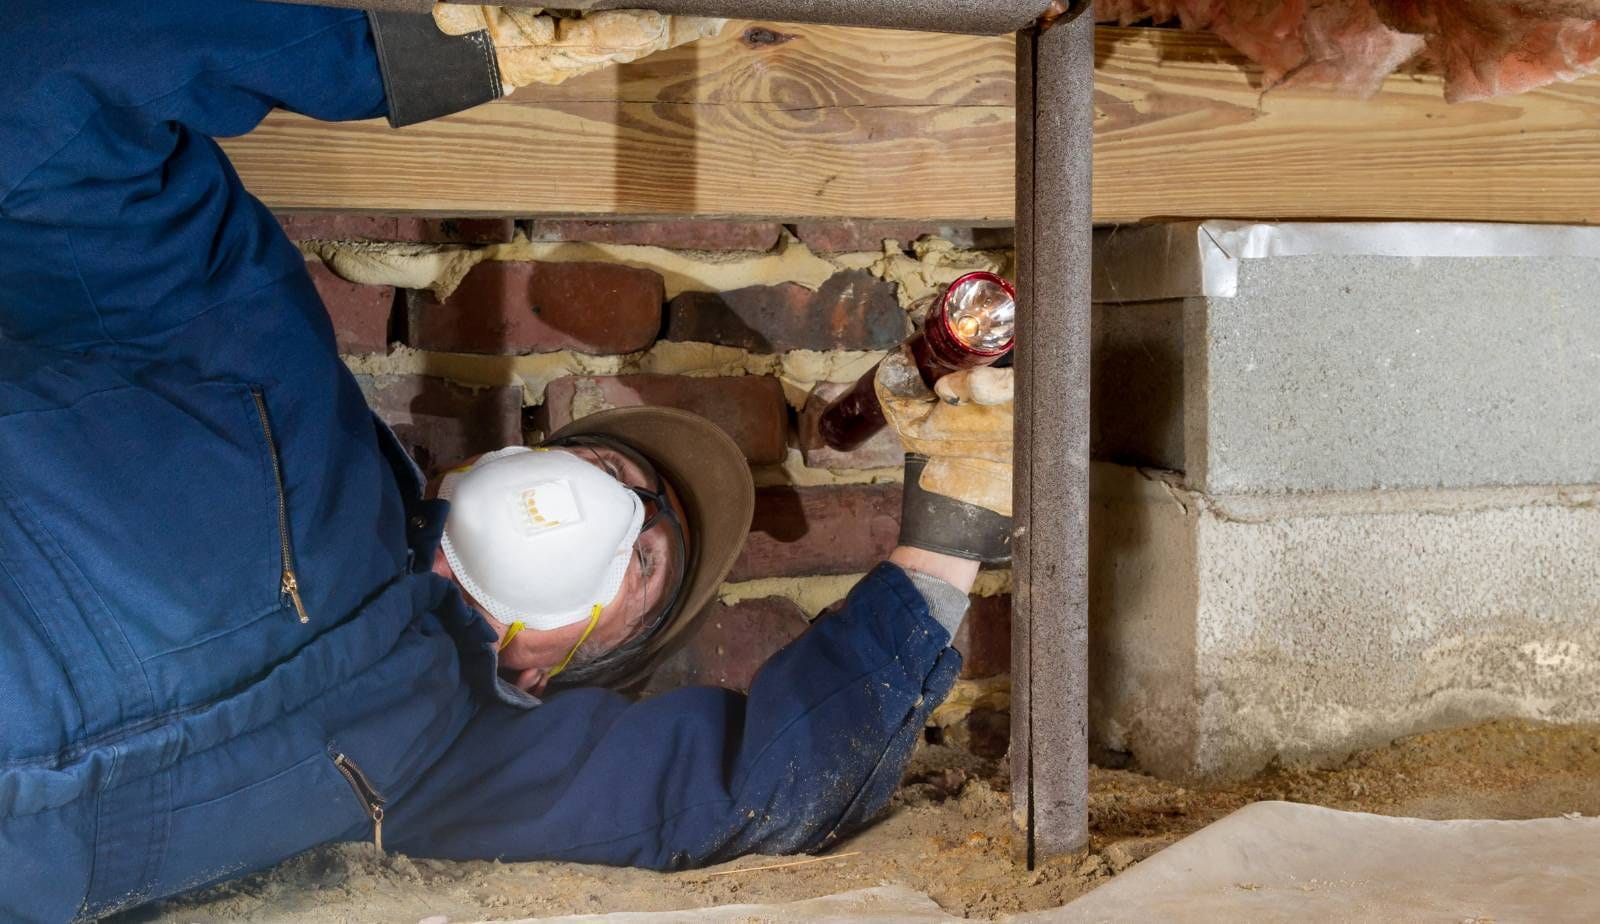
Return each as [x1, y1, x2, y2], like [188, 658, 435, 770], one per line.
[1088, 222, 1600, 779]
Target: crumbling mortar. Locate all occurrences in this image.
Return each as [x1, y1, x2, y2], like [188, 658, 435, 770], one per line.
[344, 342, 886, 409]
[304, 231, 1012, 311]
[751, 448, 903, 488]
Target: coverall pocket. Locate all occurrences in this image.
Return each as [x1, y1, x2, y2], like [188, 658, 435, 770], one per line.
[0, 381, 285, 661]
[152, 749, 371, 902]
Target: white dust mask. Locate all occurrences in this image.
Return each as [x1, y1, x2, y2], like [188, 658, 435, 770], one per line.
[439, 447, 644, 631]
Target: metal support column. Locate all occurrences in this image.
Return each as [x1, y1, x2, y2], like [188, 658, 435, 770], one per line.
[1011, 6, 1093, 864]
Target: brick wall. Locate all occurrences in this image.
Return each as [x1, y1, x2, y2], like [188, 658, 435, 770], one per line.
[288, 214, 1014, 696]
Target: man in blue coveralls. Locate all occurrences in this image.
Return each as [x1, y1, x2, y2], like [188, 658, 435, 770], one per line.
[0, 3, 1017, 920]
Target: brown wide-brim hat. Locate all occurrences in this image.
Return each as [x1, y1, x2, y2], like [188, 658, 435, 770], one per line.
[545, 406, 754, 690]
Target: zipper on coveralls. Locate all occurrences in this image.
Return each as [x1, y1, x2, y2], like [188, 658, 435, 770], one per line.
[332, 751, 388, 852]
[250, 387, 310, 624]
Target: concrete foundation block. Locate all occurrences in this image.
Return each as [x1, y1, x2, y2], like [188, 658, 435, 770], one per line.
[1092, 222, 1600, 493]
[1089, 463, 1600, 780]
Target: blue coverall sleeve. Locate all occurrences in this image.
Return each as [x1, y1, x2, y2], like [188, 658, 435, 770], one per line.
[384, 563, 964, 869]
[0, 0, 387, 349]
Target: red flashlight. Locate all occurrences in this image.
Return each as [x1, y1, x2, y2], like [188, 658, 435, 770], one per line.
[817, 271, 1017, 452]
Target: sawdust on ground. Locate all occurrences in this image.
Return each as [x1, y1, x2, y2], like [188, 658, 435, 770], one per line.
[123, 718, 1600, 922]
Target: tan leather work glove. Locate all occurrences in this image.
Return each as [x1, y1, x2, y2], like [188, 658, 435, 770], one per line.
[433, 6, 727, 91]
[876, 346, 1014, 517]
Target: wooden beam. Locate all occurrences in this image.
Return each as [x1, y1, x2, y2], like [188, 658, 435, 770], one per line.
[224, 23, 1600, 224]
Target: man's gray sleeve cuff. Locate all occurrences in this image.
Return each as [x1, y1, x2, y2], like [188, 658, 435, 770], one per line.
[368, 10, 502, 128]
[904, 570, 971, 641]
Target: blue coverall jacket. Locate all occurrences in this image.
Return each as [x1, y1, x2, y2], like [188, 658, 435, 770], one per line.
[0, 2, 964, 920]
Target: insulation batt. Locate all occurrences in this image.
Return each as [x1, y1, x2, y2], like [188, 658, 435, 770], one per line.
[1096, 0, 1600, 100]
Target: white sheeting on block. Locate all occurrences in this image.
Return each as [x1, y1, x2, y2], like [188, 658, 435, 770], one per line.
[1030, 801, 1600, 923]
[1093, 221, 1600, 302]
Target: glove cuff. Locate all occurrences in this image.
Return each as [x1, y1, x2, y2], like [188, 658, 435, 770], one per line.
[898, 455, 1013, 565]
[369, 10, 503, 128]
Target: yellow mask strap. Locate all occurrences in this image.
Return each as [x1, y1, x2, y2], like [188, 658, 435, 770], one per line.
[497, 620, 526, 653]
[549, 604, 603, 678]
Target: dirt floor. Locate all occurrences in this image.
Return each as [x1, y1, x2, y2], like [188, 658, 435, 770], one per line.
[120, 718, 1600, 923]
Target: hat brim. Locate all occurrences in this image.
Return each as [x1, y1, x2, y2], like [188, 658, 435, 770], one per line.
[545, 406, 754, 691]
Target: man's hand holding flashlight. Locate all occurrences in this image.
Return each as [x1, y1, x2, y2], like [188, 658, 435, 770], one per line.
[878, 347, 1015, 568]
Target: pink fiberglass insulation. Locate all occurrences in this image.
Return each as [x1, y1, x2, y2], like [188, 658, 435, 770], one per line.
[1095, 0, 1600, 100]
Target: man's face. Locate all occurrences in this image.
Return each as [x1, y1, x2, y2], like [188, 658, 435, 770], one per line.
[431, 446, 689, 695]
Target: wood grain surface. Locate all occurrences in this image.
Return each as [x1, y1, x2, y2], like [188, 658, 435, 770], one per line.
[222, 23, 1600, 224]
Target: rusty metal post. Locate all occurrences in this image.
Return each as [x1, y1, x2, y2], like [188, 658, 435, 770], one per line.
[1011, 6, 1093, 864]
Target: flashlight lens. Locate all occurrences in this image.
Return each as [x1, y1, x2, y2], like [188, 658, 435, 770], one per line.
[944, 276, 1016, 352]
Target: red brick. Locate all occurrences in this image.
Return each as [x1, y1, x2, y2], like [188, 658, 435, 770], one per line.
[666, 270, 909, 353]
[417, 218, 516, 245]
[963, 227, 1015, 250]
[306, 260, 394, 355]
[641, 596, 810, 695]
[952, 593, 1011, 679]
[942, 705, 1010, 760]
[408, 261, 663, 356]
[279, 214, 515, 244]
[792, 222, 948, 254]
[527, 219, 783, 252]
[539, 374, 787, 464]
[356, 375, 523, 475]
[279, 214, 412, 242]
[796, 380, 906, 470]
[729, 485, 902, 582]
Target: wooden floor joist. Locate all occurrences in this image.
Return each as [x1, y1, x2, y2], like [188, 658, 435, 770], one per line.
[223, 24, 1600, 224]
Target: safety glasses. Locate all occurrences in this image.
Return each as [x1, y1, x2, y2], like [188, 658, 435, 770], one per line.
[540, 433, 690, 686]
